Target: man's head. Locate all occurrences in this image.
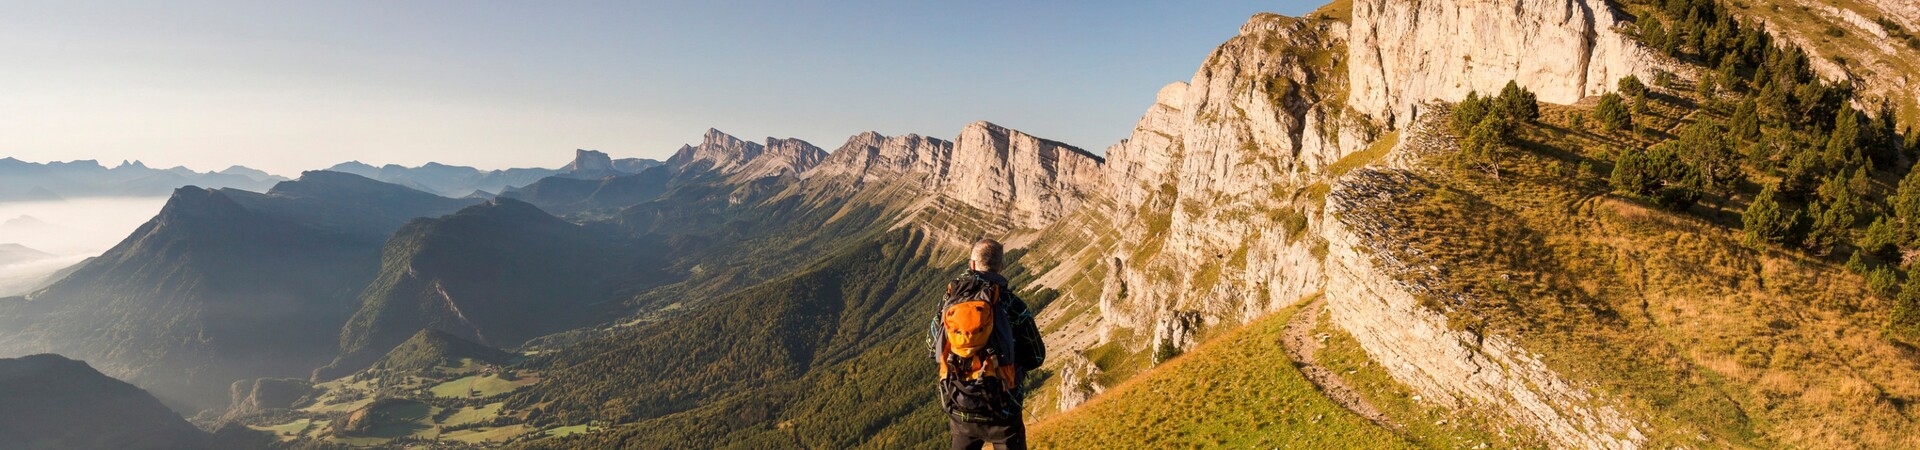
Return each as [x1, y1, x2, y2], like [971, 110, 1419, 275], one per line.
[969, 238, 1004, 273]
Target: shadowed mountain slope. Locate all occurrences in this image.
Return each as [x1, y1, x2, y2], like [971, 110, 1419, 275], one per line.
[0, 354, 212, 450]
[321, 198, 656, 379]
[0, 172, 475, 412]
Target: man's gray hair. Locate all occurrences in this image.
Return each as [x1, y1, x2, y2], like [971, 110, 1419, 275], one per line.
[971, 238, 1004, 272]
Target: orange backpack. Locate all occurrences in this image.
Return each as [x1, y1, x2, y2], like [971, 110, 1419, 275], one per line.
[931, 272, 1019, 422]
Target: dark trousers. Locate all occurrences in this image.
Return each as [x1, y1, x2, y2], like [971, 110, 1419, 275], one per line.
[948, 416, 1027, 450]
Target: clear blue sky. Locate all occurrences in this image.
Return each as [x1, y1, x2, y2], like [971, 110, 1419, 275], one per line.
[0, 1, 1321, 176]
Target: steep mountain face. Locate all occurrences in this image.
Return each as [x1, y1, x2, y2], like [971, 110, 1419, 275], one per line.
[1030, 12, 1373, 386]
[666, 129, 828, 182]
[946, 121, 1105, 229]
[322, 198, 654, 378]
[802, 131, 954, 191]
[0, 354, 211, 450]
[0, 157, 281, 201]
[1018, 0, 1920, 447]
[559, 149, 660, 180]
[0, 172, 474, 412]
[795, 122, 1104, 230]
[1347, 0, 1658, 127]
[562, 149, 619, 178]
[1010, 3, 1669, 446]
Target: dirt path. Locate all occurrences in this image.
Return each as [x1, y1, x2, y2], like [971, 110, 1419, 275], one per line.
[1280, 297, 1394, 428]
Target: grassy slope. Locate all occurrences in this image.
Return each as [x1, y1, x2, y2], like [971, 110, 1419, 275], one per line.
[1029, 304, 1410, 449]
[1358, 82, 1920, 447]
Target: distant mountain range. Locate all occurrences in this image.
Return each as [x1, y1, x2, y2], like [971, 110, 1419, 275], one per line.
[2, 149, 661, 202]
[326, 149, 661, 198]
[0, 158, 285, 202]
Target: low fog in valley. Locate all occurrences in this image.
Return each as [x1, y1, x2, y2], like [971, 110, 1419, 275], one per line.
[0, 197, 169, 295]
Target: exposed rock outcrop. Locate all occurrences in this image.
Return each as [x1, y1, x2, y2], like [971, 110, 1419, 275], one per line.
[1324, 160, 1645, 449]
[1040, 12, 1369, 368]
[1347, 0, 1657, 127]
[223, 378, 314, 421]
[797, 122, 1103, 231]
[668, 129, 827, 181]
[563, 149, 619, 179]
[1028, 8, 1659, 448]
[804, 131, 954, 191]
[945, 121, 1105, 229]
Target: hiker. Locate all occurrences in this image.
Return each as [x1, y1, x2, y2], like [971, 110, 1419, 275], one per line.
[930, 238, 1046, 450]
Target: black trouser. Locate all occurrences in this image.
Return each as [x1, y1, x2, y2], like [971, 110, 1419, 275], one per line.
[948, 415, 1027, 450]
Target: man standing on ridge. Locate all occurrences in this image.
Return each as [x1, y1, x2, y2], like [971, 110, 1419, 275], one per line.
[931, 238, 1045, 450]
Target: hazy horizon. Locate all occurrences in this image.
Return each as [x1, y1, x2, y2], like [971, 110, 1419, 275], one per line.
[1, 1, 1321, 177]
[0, 197, 169, 296]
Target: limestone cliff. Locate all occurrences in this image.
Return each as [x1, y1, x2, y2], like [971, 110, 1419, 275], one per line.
[1347, 0, 1658, 127]
[666, 129, 827, 181]
[1320, 115, 1646, 449]
[796, 122, 1103, 231]
[946, 121, 1105, 229]
[563, 149, 620, 179]
[1025, 4, 1664, 446]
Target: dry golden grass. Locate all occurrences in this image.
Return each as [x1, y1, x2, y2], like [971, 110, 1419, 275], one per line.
[1028, 304, 1411, 449]
[1367, 88, 1920, 447]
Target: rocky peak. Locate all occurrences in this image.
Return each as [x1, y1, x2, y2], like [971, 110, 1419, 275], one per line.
[943, 121, 1105, 229]
[564, 149, 617, 177]
[806, 131, 954, 189]
[1347, 0, 1658, 127]
[667, 128, 827, 181]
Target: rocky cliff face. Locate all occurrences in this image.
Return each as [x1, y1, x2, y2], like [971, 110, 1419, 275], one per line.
[945, 121, 1105, 229]
[1318, 115, 1646, 448]
[1030, 12, 1372, 411]
[564, 149, 619, 178]
[1027, 4, 1664, 445]
[794, 122, 1103, 231]
[1347, 0, 1657, 127]
[667, 129, 827, 181]
[804, 131, 954, 191]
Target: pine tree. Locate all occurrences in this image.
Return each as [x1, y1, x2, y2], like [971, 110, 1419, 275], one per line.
[1458, 113, 1511, 178]
[1805, 175, 1860, 253]
[1743, 184, 1798, 245]
[1729, 98, 1761, 142]
[1861, 216, 1901, 260]
[1678, 119, 1740, 194]
[1595, 93, 1631, 132]
[1496, 80, 1539, 122]
[1825, 109, 1866, 170]
[1640, 18, 1668, 50]
[1452, 91, 1489, 136]
[1891, 167, 1920, 242]
[1906, 126, 1920, 163]
[1894, 268, 1920, 342]
[1618, 75, 1648, 98]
